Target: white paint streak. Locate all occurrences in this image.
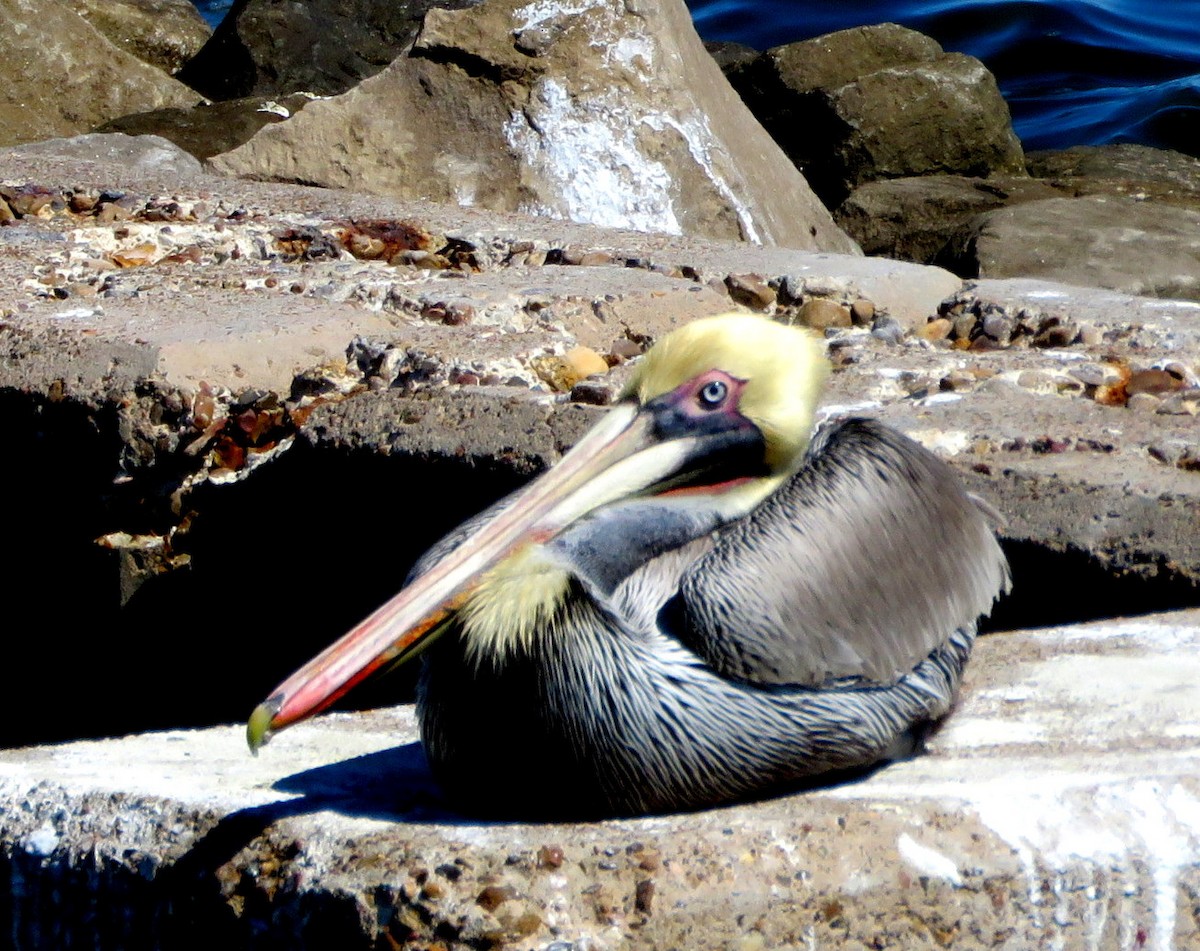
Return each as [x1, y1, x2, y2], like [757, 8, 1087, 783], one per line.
[504, 79, 682, 234]
[641, 112, 762, 244]
[897, 833, 962, 886]
[504, 0, 763, 239]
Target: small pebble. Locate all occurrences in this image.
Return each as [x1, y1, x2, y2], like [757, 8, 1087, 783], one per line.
[1127, 368, 1183, 396]
[796, 298, 850, 331]
[1126, 392, 1161, 412]
[916, 318, 952, 342]
[849, 299, 875, 325]
[725, 273, 776, 310]
[870, 315, 904, 344]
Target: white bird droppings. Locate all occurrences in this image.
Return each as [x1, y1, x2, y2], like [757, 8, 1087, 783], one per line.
[897, 833, 963, 886]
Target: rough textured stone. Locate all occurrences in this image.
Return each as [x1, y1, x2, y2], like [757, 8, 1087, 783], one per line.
[0, 0, 201, 147]
[208, 0, 857, 251]
[723, 24, 1025, 208]
[1, 149, 1197, 757]
[96, 95, 313, 160]
[2, 611, 1199, 949]
[937, 196, 1200, 301]
[75, 0, 211, 74]
[176, 0, 472, 101]
[1027, 143, 1200, 203]
[835, 174, 1062, 263]
[6, 133, 203, 176]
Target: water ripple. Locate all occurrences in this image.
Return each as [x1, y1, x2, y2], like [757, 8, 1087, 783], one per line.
[689, 0, 1200, 154]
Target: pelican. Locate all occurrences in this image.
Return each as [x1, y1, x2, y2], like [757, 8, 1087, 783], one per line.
[248, 314, 1009, 818]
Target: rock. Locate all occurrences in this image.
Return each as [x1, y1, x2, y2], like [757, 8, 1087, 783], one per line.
[916, 317, 952, 341]
[723, 24, 1024, 208]
[1026, 143, 1200, 202]
[724, 272, 776, 309]
[532, 346, 609, 391]
[75, 0, 211, 74]
[5, 133, 203, 176]
[835, 174, 1061, 263]
[702, 39, 759, 71]
[208, 0, 857, 251]
[849, 298, 875, 325]
[176, 0, 471, 101]
[3, 611, 1200, 947]
[4, 149, 1200, 759]
[97, 95, 314, 161]
[937, 196, 1200, 301]
[795, 298, 850, 331]
[0, 0, 201, 146]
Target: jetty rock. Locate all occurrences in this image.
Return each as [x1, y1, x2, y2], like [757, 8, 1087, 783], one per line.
[3, 612, 1200, 948]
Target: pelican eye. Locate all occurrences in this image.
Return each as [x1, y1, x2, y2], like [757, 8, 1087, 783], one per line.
[698, 379, 728, 408]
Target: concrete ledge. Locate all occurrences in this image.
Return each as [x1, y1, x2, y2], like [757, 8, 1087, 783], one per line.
[3, 610, 1199, 949]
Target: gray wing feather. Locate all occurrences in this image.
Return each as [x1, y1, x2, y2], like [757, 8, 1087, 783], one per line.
[675, 418, 1011, 686]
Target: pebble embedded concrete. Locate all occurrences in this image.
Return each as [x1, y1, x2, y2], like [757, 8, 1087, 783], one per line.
[2, 612, 1199, 949]
[2, 151, 1200, 948]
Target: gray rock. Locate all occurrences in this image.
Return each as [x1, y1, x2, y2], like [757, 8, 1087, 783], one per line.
[0, 0, 201, 146]
[97, 95, 314, 160]
[208, 0, 857, 251]
[3, 610, 1200, 947]
[176, 0, 477, 101]
[6, 133, 203, 175]
[835, 174, 1062, 263]
[938, 196, 1200, 301]
[76, 0, 211, 74]
[1027, 143, 1200, 200]
[723, 24, 1024, 208]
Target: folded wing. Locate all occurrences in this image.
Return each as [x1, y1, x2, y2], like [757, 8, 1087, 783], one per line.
[668, 418, 1011, 686]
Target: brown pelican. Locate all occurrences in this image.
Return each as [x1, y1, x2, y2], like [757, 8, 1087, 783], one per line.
[248, 314, 1009, 818]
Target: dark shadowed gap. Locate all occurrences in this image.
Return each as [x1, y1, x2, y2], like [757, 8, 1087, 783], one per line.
[981, 539, 1200, 634]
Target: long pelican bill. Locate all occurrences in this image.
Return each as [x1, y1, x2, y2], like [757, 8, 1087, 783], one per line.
[247, 399, 722, 752]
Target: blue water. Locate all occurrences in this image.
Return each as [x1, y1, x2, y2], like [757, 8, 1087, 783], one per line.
[191, 0, 1200, 155]
[690, 0, 1200, 154]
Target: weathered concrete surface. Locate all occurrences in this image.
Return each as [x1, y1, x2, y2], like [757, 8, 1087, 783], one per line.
[3, 610, 1199, 949]
[1, 152, 1197, 755]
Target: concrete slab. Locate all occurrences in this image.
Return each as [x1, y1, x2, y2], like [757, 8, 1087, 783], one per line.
[3, 610, 1199, 949]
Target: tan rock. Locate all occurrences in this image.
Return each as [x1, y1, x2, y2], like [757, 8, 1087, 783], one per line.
[0, 0, 200, 147]
[917, 317, 953, 341]
[796, 298, 851, 331]
[76, 0, 211, 74]
[532, 347, 609, 391]
[850, 298, 875, 324]
[209, 0, 858, 251]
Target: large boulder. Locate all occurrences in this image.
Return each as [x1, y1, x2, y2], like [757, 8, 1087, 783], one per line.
[1026, 143, 1200, 206]
[5, 132, 204, 176]
[176, 0, 474, 101]
[723, 23, 1025, 208]
[0, 0, 200, 146]
[208, 0, 858, 250]
[835, 175, 1060, 263]
[75, 0, 211, 74]
[937, 196, 1200, 300]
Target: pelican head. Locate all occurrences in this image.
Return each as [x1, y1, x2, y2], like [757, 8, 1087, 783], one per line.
[247, 314, 829, 750]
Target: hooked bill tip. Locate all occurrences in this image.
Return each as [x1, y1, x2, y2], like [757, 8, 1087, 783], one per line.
[246, 697, 281, 755]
